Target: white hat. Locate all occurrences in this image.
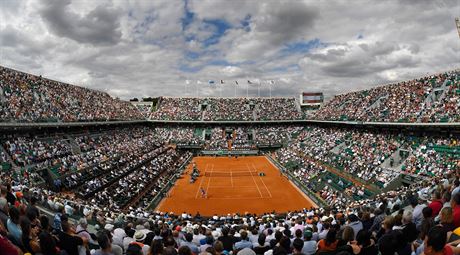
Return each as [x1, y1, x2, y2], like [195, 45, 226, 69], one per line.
[104, 224, 114, 231]
[134, 231, 146, 242]
[113, 228, 126, 238]
[237, 248, 256, 255]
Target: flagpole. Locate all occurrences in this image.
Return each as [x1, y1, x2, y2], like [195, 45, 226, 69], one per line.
[246, 83, 248, 97]
[258, 82, 260, 97]
[269, 84, 272, 98]
[234, 83, 237, 97]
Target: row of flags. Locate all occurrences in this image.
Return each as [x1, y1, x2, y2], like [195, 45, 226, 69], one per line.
[186, 80, 276, 85]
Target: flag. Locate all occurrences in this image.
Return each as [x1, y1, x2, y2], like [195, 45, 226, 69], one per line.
[197, 80, 202, 84]
[220, 80, 224, 84]
[185, 80, 191, 85]
[208, 80, 215, 85]
[270, 80, 275, 84]
[235, 81, 239, 85]
[247, 80, 252, 84]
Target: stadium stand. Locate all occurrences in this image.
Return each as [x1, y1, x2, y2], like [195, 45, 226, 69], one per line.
[315, 71, 460, 123]
[1, 67, 460, 255]
[148, 71, 460, 123]
[150, 97, 303, 121]
[0, 66, 144, 122]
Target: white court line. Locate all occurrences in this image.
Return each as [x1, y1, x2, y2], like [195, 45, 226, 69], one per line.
[207, 185, 261, 188]
[246, 163, 263, 198]
[231, 171, 234, 187]
[204, 164, 214, 197]
[252, 162, 273, 198]
[195, 164, 209, 199]
[206, 196, 271, 200]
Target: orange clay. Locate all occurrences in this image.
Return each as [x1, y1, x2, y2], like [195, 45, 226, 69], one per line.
[156, 156, 315, 216]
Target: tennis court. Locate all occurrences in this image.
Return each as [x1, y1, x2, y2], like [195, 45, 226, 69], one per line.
[156, 156, 315, 216]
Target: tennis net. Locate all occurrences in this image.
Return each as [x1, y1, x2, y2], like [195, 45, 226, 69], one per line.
[203, 171, 258, 177]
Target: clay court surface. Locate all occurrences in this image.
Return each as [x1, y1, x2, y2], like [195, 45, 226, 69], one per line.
[156, 156, 314, 216]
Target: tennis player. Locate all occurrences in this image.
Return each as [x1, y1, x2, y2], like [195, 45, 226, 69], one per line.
[200, 187, 207, 198]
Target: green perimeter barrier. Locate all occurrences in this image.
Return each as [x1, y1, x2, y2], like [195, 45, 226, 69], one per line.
[147, 154, 192, 210]
[265, 155, 326, 208]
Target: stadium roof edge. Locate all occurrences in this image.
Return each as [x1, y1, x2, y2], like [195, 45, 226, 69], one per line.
[1, 119, 459, 128]
[147, 119, 460, 127]
[0, 120, 148, 128]
[158, 96, 297, 99]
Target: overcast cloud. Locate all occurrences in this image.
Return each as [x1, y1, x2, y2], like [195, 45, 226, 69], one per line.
[0, 0, 459, 99]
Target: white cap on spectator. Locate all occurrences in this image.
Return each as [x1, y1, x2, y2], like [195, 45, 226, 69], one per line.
[237, 248, 256, 255]
[104, 224, 114, 231]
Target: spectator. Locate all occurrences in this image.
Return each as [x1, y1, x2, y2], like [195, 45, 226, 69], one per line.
[7, 206, 21, 245]
[317, 229, 338, 253]
[346, 214, 363, 239]
[423, 226, 458, 255]
[438, 207, 455, 233]
[58, 221, 87, 255]
[429, 191, 444, 217]
[149, 239, 164, 255]
[253, 233, 270, 255]
[292, 238, 304, 255]
[235, 231, 253, 250]
[181, 232, 199, 254]
[20, 217, 40, 254]
[94, 232, 114, 255]
[452, 193, 460, 228]
[301, 229, 316, 255]
[0, 220, 22, 255]
[178, 245, 192, 255]
[0, 198, 10, 233]
[355, 229, 377, 255]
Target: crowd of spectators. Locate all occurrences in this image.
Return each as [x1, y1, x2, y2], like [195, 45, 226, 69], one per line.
[0, 66, 144, 122]
[275, 126, 460, 196]
[150, 98, 202, 121]
[0, 158, 459, 255]
[71, 146, 167, 199]
[255, 126, 303, 145]
[150, 97, 302, 121]
[3, 136, 71, 167]
[92, 149, 189, 212]
[3, 66, 459, 125]
[255, 98, 302, 121]
[402, 137, 459, 177]
[132, 104, 153, 118]
[2, 126, 159, 179]
[203, 98, 253, 121]
[290, 128, 405, 186]
[275, 146, 372, 209]
[421, 73, 460, 122]
[152, 127, 202, 145]
[0, 150, 8, 164]
[315, 71, 459, 123]
[0, 124, 459, 255]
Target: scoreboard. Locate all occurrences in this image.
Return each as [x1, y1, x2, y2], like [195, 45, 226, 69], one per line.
[300, 92, 324, 106]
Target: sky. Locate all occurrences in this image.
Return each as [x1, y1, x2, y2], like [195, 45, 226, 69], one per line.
[1, 0, 459, 100]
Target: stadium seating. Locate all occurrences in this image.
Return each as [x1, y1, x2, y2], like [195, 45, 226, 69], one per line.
[150, 96, 302, 121]
[0, 66, 144, 122]
[315, 71, 460, 123]
[1, 67, 460, 255]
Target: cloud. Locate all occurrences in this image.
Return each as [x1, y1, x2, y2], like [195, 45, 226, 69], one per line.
[0, 0, 458, 100]
[301, 40, 421, 78]
[38, 0, 122, 45]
